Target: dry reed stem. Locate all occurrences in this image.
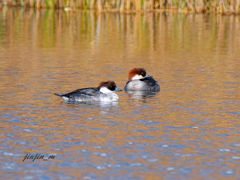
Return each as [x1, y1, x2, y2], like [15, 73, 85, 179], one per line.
[90, 0, 96, 9]
[120, 0, 125, 11]
[135, 0, 141, 11]
[98, 0, 102, 11]
[1, 0, 240, 14]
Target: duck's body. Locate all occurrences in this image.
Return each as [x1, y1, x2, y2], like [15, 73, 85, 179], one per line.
[55, 81, 122, 102]
[124, 68, 160, 92]
[125, 76, 160, 91]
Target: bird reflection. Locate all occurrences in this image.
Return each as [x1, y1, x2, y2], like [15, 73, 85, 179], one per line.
[125, 90, 157, 101]
[64, 100, 118, 106]
[63, 100, 119, 108]
[60, 99, 119, 115]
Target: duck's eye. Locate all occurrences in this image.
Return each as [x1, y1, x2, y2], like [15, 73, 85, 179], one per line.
[141, 72, 146, 76]
[109, 86, 115, 91]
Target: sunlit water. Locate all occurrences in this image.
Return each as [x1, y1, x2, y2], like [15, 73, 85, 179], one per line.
[0, 7, 240, 179]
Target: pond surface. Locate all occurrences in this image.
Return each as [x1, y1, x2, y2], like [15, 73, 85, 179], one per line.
[0, 7, 240, 179]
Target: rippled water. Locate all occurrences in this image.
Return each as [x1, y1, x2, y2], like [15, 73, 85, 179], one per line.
[0, 7, 240, 179]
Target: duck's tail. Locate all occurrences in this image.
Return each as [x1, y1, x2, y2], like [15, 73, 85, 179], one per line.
[54, 93, 63, 97]
[54, 93, 69, 101]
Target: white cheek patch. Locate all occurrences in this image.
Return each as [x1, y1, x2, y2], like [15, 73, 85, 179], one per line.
[100, 87, 114, 94]
[132, 74, 145, 80]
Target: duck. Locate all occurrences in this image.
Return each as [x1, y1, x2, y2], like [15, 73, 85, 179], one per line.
[55, 80, 122, 102]
[124, 68, 160, 92]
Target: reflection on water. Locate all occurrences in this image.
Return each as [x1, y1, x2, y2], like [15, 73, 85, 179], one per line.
[126, 91, 158, 101]
[0, 7, 240, 179]
[64, 100, 119, 108]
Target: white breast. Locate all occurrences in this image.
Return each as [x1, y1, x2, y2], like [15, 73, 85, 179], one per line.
[125, 80, 147, 91]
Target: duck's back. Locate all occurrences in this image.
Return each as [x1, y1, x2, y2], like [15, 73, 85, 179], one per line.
[55, 88, 119, 102]
[55, 88, 101, 102]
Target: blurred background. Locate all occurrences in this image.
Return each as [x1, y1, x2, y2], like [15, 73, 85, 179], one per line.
[0, 6, 240, 180]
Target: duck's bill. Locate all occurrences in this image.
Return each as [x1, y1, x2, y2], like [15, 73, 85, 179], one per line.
[145, 74, 153, 78]
[115, 88, 123, 92]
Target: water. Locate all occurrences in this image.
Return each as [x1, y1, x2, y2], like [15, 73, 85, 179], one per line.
[0, 7, 240, 179]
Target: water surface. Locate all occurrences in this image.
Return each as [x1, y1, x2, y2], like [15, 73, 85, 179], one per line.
[0, 8, 240, 179]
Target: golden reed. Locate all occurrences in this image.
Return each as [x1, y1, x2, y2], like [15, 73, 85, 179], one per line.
[0, 0, 240, 14]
